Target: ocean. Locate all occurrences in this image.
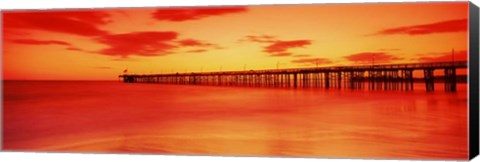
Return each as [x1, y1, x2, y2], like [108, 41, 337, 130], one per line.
[2, 81, 468, 159]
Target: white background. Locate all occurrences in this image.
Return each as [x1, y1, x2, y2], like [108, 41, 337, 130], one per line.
[0, 0, 479, 162]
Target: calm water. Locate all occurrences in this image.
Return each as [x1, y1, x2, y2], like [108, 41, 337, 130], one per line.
[2, 81, 468, 159]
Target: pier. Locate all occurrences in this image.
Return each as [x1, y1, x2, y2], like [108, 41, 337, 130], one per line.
[119, 61, 467, 92]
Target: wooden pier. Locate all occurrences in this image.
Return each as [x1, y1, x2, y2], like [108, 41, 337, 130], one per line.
[119, 61, 467, 92]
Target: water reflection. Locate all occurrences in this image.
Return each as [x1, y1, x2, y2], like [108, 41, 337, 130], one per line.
[2, 81, 468, 159]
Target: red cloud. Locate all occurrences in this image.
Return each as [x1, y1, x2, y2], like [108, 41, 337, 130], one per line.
[177, 39, 222, 54]
[271, 53, 291, 57]
[9, 39, 71, 46]
[293, 54, 311, 57]
[418, 50, 467, 63]
[242, 35, 312, 57]
[66, 47, 85, 52]
[291, 58, 332, 66]
[3, 10, 110, 36]
[264, 40, 311, 56]
[152, 6, 247, 21]
[3, 29, 31, 37]
[376, 19, 467, 36]
[8, 39, 87, 52]
[178, 39, 214, 47]
[344, 52, 401, 64]
[95, 31, 178, 57]
[244, 35, 277, 43]
[187, 49, 208, 53]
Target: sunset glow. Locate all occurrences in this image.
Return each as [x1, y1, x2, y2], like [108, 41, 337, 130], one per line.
[2, 2, 472, 159]
[2, 2, 469, 80]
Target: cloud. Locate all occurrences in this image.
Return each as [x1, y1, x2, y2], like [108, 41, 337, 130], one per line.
[8, 30, 220, 58]
[3, 10, 111, 36]
[270, 53, 291, 57]
[263, 40, 311, 56]
[243, 35, 277, 43]
[242, 35, 312, 57]
[111, 58, 139, 62]
[66, 47, 85, 52]
[95, 31, 178, 57]
[291, 58, 332, 66]
[3, 29, 31, 37]
[152, 6, 247, 22]
[293, 54, 311, 57]
[177, 39, 216, 47]
[344, 52, 401, 64]
[9, 39, 71, 46]
[177, 39, 223, 54]
[375, 19, 467, 36]
[417, 50, 467, 62]
[8, 39, 88, 53]
[187, 49, 208, 53]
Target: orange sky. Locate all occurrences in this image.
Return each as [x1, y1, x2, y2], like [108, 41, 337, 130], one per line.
[2, 2, 470, 80]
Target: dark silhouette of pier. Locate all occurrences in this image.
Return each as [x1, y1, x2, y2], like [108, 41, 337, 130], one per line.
[119, 61, 467, 92]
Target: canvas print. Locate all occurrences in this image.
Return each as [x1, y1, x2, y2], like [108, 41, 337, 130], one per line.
[1, 2, 476, 160]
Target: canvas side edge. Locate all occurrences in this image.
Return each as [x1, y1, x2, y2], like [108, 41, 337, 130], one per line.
[0, 10, 4, 151]
[469, 1, 479, 160]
